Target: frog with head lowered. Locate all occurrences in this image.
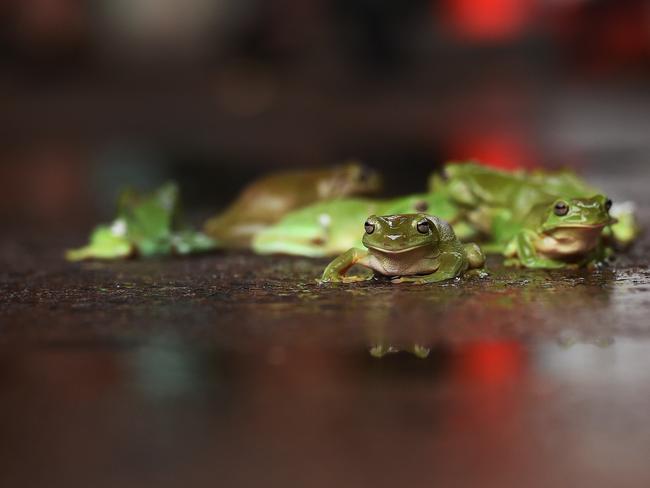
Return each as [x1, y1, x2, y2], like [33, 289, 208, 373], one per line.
[320, 213, 485, 284]
[504, 195, 616, 268]
[204, 161, 382, 248]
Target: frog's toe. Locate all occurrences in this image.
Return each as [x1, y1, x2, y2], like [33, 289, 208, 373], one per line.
[340, 275, 370, 284]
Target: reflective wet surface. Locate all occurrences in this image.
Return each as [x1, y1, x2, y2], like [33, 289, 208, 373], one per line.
[1, 208, 650, 487]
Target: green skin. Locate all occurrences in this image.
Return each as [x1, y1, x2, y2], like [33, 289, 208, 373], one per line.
[431, 162, 638, 252]
[252, 192, 469, 258]
[320, 213, 485, 284]
[203, 162, 382, 248]
[504, 196, 616, 269]
[66, 183, 216, 261]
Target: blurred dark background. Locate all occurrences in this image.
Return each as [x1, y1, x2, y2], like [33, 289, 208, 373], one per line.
[0, 0, 649, 228]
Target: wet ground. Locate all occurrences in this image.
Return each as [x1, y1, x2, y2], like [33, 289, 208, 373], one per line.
[1, 210, 650, 487]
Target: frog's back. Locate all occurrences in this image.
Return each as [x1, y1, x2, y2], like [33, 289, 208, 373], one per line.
[427, 215, 464, 253]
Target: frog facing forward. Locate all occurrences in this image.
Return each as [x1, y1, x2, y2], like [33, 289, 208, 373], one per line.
[504, 195, 616, 269]
[252, 192, 468, 258]
[320, 213, 486, 284]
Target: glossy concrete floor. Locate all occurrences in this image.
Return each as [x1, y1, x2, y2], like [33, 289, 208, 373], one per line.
[1, 207, 650, 487]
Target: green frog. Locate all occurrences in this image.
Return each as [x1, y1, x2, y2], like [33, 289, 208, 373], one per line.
[320, 213, 485, 284]
[431, 161, 638, 252]
[66, 183, 215, 261]
[203, 161, 382, 248]
[503, 195, 616, 268]
[252, 192, 470, 257]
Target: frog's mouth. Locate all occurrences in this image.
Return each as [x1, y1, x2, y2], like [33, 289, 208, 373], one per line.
[365, 243, 430, 254]
[542, 220, 613, 234]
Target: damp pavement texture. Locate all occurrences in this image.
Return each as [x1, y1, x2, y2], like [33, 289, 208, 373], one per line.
[1, 212, 650, 488]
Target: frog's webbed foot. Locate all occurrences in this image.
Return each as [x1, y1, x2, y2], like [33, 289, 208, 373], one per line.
[507, 257, 566, 269]
[320, 248, 370, 284]
[411, 345, 431, 359]
[505, 231, 566, 269]
[465, 267, 489, 279]
[339, 274, 373, 284]
[391, 276, 429, 285]
[369, 344, 398, 358]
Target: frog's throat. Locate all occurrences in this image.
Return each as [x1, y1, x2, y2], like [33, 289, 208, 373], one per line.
[364, 243, 431, 254]
[540, 222, 610, 233]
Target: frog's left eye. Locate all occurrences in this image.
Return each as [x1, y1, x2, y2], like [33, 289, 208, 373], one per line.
[364, 221, 375, 234]
[554, 201, 569, 216]
[605, 198, 612, 211]
[416, 220, 430, 234]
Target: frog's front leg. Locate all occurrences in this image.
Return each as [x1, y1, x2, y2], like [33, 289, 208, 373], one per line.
[392, 252, 464, 284]
[320, 248, 372, 283]
[583, 241, 613, 269]
[504, 231, 565, 269]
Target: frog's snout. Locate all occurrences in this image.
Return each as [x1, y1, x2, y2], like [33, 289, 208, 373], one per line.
[386, 234, 402, 241]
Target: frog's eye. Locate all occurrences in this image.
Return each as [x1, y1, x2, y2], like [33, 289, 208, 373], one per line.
[605, 198, 613, 211]
[364, 221, 375, 234]
[358, 165, 373, 182]
[416, 220, 430, 234]
[414, 200, 429, 212]
[554, 201, 569, 216]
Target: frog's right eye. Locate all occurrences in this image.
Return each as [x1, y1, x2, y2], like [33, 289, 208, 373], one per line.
[416, 220, 430, 234]
[364, 221, 375, 234]
[554, 201, 569, 216]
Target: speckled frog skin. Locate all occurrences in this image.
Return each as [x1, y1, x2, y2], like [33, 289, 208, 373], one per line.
[203, 162, 382, 248]
[504, 195, 616, 268]
[320, 213, 485, 284]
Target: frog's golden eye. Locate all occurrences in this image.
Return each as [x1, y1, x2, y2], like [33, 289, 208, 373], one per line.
[414, 200, 429, 212]
[364, 221, 375, 234]
[416, 220, 430, 234]
[605, 198, 612, 211]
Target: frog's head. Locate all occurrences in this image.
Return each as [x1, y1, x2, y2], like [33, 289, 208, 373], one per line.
[320, 161, 382, 198]
[539, 195, 615, 233]
[362, 213, 437, 253]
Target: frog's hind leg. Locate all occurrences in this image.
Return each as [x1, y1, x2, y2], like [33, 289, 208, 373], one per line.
[464, 242, 486, 269]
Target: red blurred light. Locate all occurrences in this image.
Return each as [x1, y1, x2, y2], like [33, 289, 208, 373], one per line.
[456, 341, 525, 385]
[442, 0, 536, 41]
[446, 131, 537, 170]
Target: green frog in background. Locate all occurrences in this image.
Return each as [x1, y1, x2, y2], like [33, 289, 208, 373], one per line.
[66, 183, 215, 261]
[320, 213, 485, 284]
[203, 161, 382, 249]
[503, 195, 616, 269]
[430, 162, 638, 262]
[252, 191, 471, 258]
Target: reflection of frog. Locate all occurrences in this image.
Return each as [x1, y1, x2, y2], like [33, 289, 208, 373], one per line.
[369, 343, 431, 358]
[320, 213, 485, 284]
[431, 162, 638, 251]
[504, 196, 615, 268]
[203, 161, 382, 248]
[252, 192, 467, 257]
[66, 183, 215, 261]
